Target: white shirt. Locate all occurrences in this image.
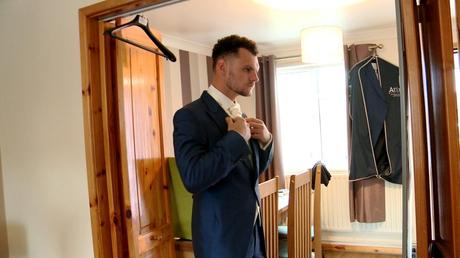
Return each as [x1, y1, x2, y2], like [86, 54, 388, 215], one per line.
[207, 85, 241, 118]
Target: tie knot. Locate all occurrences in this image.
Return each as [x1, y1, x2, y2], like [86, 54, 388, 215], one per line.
[228, 102, 242, 118]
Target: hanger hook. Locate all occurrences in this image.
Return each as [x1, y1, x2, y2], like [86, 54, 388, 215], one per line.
[368, 44, 383, 56]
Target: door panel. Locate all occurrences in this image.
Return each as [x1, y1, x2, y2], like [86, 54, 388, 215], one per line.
[403, 0, 460, 257]
[114, 23, 175, 258]
[129, 44, 165, 233]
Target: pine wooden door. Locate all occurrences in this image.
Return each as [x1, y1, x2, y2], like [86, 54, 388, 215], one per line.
[113, 23, 175, 258]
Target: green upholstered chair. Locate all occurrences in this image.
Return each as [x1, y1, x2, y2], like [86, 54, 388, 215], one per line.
[168, 157, 193, 240]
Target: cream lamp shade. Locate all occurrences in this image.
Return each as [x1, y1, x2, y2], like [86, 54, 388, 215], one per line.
[301, 26, 344, 65]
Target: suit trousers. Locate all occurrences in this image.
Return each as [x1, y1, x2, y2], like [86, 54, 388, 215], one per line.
[245, 216, 266, 258]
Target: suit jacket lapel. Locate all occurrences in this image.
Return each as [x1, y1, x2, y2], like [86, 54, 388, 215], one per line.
[201, 91, 228, 134]
[202, 91, 258, 173]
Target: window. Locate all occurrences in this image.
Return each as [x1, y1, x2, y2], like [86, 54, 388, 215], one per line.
[276, 63, 348, 174]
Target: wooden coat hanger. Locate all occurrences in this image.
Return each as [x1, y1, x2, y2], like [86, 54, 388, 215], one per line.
[105, 15, 177, 62]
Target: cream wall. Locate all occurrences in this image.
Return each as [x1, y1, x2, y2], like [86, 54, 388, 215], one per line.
[0, 0, 98, 257]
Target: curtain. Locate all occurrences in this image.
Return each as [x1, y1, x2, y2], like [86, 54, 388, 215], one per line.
[256, 55, 285, 188]
[345, 44, 386, 222]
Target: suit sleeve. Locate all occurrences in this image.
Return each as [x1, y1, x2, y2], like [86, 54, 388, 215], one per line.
[173, 108, 250, 194]
[256, 140, 274, 176]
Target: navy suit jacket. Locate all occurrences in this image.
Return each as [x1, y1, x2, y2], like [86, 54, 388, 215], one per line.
[173, 91, 274, 258]
[349, 56, 401, 184]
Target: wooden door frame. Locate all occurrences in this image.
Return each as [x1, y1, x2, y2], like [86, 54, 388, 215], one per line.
[79, 1, 180, 257]
[399, 0, 460, 257]
[419, 0, 460, 256]
[398, 1, 430, 258]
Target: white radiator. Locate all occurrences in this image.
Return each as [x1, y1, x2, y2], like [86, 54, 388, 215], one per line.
[319, 172, 403, 246]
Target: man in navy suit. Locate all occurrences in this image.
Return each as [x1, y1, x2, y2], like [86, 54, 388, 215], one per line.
[173, 35, 274, 258]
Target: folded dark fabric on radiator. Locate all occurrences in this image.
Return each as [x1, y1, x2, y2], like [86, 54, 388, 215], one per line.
[311, 162, 331, 189]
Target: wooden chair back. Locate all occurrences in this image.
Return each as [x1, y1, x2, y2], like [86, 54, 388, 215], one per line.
[287, 171, 312, 258]
[259, 176, 279, 258]
[313, 164, 322, 258]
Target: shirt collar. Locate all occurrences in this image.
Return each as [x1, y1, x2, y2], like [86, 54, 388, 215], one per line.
[207, 85, 238, 116]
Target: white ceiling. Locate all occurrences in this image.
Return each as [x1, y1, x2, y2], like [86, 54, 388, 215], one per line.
[144, 0, 397, 52]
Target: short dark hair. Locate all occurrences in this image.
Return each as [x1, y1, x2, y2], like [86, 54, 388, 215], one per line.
[211, 35, 258, 70]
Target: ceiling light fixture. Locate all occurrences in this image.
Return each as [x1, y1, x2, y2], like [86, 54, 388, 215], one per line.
[300, 26, 344, 65]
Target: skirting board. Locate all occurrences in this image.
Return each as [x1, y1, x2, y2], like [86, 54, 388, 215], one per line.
[322, 231, 402, 247]
[322, 242, 402, 255]
[175, 239, 403, 256]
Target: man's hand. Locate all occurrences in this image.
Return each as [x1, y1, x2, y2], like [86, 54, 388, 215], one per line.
[226, 116, 251, 141]
[246, 118, 271, 145]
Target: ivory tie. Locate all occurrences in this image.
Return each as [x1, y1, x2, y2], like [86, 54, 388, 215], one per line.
[228, 102, 243, 118]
